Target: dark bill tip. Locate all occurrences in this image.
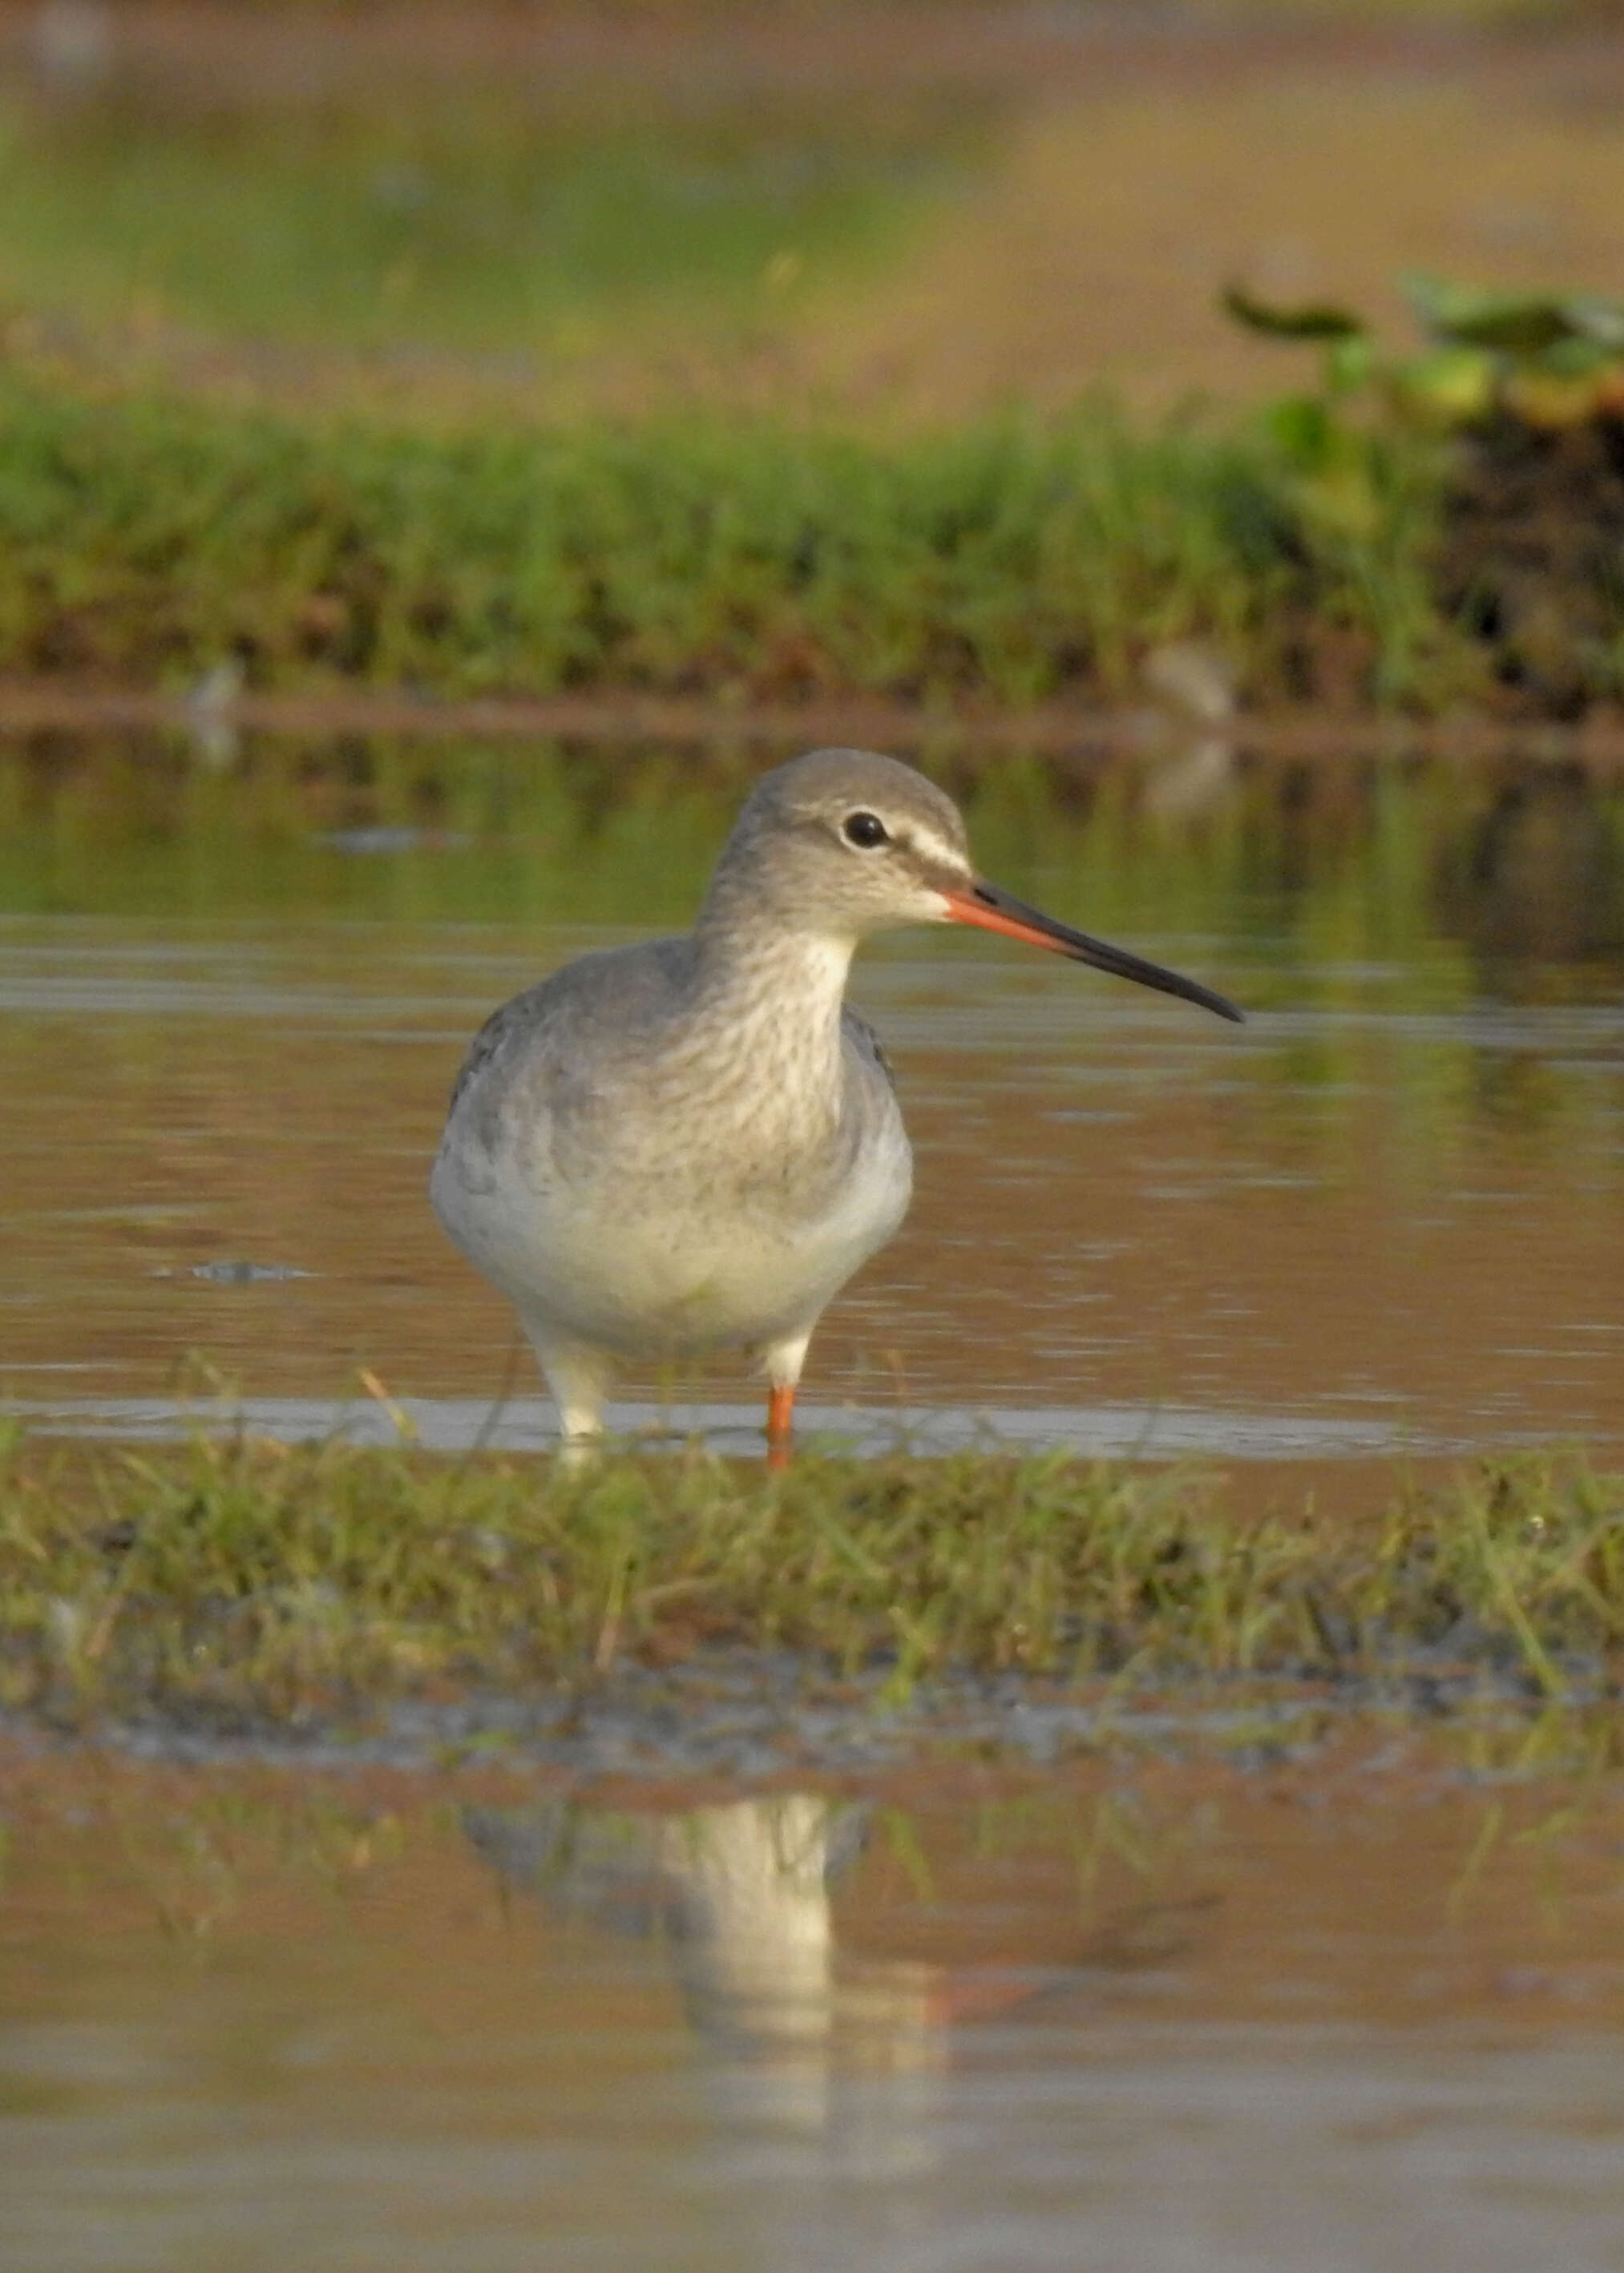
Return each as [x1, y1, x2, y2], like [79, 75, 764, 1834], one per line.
[949, 879, 1246, 1025]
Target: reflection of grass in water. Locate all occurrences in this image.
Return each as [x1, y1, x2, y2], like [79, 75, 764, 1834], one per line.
[2, 737, 1618, 1167]
[11, 1744, 1614, 1968]
[0, 736, 746, 926]
[0, 92, 980, 351]
[3, 733, 1620, 963]
[2, 1423, 1620, 1729]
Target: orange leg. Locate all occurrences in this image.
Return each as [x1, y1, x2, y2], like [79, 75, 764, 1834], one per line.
[766, 1382, 795, 1471]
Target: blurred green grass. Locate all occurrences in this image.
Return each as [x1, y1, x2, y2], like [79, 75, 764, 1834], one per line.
[2, 12, 1621, 715]
[0, 367, 1454, 705]
[0, 87, 981, 355]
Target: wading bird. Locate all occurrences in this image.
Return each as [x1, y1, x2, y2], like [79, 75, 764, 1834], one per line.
[431, 748, 1241, 1461]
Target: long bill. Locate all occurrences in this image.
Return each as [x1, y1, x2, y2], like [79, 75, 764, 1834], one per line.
[941, 878, 1244, 1024]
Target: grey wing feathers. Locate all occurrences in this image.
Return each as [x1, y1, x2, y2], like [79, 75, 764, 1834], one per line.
[842, 1005, 899, 1094]
[444, 939, 694, 1118]
[446, 987, 545, 1116]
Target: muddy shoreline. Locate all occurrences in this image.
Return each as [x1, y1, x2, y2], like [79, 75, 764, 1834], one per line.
[5, 678, 1624, 772]
[0, 1648, 1604, 1784]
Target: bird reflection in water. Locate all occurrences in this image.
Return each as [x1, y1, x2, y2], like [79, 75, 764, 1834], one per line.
[463, 1791, 1047, 2151]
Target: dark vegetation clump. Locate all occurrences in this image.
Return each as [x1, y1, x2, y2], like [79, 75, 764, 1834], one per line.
[1227, 274, 1624, 718]
[1437, 413, 1624, 715]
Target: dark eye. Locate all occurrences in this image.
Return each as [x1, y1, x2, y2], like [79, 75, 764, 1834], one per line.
[842, 810, 889, 849]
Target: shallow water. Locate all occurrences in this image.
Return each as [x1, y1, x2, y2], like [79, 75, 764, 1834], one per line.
[4, 1744, 1624, 2273]
[2, 732, 1621, 1502]
[3, 733, 1624, 2267]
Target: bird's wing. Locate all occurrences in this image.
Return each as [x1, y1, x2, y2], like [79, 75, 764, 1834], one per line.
[444, 985, 547, 1116]
[842, 1004, 899, 1095]
[445, 936, 699, 1120]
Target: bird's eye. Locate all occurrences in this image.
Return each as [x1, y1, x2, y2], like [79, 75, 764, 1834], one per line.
[842, 810, 889, 850]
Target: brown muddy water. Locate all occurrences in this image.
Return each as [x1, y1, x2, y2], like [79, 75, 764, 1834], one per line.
[4, 1744, 1624, 2273]
[2, 732, 1623, 2269]
[1, 731, 1620, 1499]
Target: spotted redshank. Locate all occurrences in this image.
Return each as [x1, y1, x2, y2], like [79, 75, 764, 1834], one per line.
[430, 748, 1241, 1459]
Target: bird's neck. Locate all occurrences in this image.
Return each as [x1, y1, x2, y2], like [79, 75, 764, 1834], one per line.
[683, 913, 858, 1131]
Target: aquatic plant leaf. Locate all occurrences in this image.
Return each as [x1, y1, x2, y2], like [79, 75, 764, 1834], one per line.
[1541, 334, 1624, 378]
[1400, 273, 1624, 358]
[1561, 296, 1624, 352]
[1392, 345, 1498, 423]
[1222, 284, 1366, 341]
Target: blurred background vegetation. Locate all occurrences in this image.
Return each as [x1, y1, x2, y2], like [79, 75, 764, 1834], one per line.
[0, 0, 1621, 711]
[5, 0, 1624, 422]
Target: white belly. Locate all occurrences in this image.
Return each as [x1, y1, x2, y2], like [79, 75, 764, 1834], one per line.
[431, 1120, 911, 1360]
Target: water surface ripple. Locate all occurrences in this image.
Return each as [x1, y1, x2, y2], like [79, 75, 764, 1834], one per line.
[4, 1760, 1624, 2273]
[2, 737, 1621, 1496]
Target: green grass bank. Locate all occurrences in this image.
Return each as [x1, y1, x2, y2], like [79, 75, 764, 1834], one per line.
[4, 368, 1620, 721]
[0, 368, 1464, 716]
[2, 1428, 1619, 1734]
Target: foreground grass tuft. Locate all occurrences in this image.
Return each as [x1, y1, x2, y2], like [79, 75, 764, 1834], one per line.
[1, 1428, 1620, 1730]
